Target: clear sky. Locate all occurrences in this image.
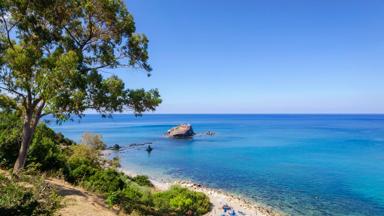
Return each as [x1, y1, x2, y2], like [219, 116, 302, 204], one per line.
[115, 0, 384, 114]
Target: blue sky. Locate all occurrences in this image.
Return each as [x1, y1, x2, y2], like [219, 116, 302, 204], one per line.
[115, 0, 384, 114]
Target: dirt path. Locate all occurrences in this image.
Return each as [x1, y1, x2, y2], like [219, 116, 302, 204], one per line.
[46, 178, 119, 216]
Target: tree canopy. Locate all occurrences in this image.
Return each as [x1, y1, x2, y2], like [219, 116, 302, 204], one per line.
[0, 0, 161, 171]
[0, 0, 161, 121]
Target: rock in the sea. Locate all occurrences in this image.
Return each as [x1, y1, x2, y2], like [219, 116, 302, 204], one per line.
[166, 124, 195, 138]
[146, 145, 153, 153]
[108, 144, 121, 151]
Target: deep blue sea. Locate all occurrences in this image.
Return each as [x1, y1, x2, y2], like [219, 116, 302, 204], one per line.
[48, 114, 384, 216]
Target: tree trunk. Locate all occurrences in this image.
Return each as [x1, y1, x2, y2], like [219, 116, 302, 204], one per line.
[13, 100, 45, 174]
[13, 117, 35, 173]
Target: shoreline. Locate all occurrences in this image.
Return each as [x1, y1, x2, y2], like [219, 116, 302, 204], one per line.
[119, 168, 283, 216]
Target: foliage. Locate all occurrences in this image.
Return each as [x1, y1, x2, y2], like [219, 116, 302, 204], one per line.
[83, 168, 127, 194]
[64, 144, 100, 184]
[0, 173, 61, 216]
[1, 0, 161, 172]
[80, 132, 106, 150]
[0, 0, 161, 121]
[107, 184, 211, 216]
[106, 183, 154, 215]
[0, 112, 21, 167]
[0, 112, 73, 169]
[0, 94, 17, 112]
[54, 132, 76, 147]
[27, 124, 70, 171]
[0, 113, 211, 216]
[111, 156, 121, 168]
[152, 186, 211, 216]
[63, 142, 209, 215]
[132, 175, 153, 187]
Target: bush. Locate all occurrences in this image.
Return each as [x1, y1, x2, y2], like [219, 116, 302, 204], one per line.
[153, 186, 211, 216]
[62, 142, 210, 216]
[64, 144, 100, 183]
[83, 168, 127, 194]
[0, 113, 22, 167]
[106, 183, 153, 215]
[107, 184, 210, 216]
[112, 156, 121, 167]
[55, 132, 75, 146]
[28, 124, 68, 172]
[80, 132, 106, 150]
[132, 175, 153, 187]
[0, 173, 61, 216]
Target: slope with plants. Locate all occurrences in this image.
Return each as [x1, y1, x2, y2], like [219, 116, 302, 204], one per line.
[0, 112, 211, 216]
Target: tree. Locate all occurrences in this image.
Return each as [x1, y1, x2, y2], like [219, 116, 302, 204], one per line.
[80, 132, 105, 150]
[0, 0, 161, 173]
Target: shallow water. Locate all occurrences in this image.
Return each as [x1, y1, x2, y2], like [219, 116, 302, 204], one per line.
[49, 114, 384, 215]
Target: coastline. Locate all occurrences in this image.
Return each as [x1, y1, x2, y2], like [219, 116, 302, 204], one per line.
[119, 168, 283, 216]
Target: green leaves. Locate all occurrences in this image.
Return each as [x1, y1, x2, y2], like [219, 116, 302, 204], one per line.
[0, 112, 22, 166]
[0, 173, 61, 216]
[0, 94, 17, 112]
[152, 186, 211, 215]
[0, 0, 161, 123]
[128, 34, 151, 72]
[127, 88, 162, 116]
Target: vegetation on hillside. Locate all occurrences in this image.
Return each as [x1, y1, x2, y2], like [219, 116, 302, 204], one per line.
[0, 173, 61, 216]
[0, 112, 211, 215]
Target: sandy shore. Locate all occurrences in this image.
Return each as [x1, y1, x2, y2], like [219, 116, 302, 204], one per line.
[120, 169, 283, 216]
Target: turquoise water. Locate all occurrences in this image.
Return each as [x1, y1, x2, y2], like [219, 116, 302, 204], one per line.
[49, 114, 384, 215]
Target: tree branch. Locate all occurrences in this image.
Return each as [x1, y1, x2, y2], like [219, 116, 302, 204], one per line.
[0, 11, 14, 50]
[29, 100, 46, 129]
[39, 110, 51, 118]
[83, 64, 111, 72]
[63, 26, 81, 47]
[80, 14, 94, 50]
[0, 86, 26, 98]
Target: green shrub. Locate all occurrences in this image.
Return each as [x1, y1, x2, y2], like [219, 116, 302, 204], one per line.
[107, 183, 153, 215]
[110, 156, 121, 168]
[83, 168, 127, 194]
[0, 173, 61, 216]
[55, 132, 75, 146]
[28, 124, 68, 171]
[65, 160, 93, 183]
[153, 186, 211, 216]
[63, 144, 101, 183]
[0, 113, 22, 167]
[132, 175, 153, 187]
[107, 184, 210, 216]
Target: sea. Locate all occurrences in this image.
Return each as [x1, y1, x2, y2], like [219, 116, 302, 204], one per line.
[48, 114, 384, 216]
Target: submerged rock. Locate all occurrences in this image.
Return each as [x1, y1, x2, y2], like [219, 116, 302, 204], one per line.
[166, 124, 195, 138]
[146, 145, 153, 153]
